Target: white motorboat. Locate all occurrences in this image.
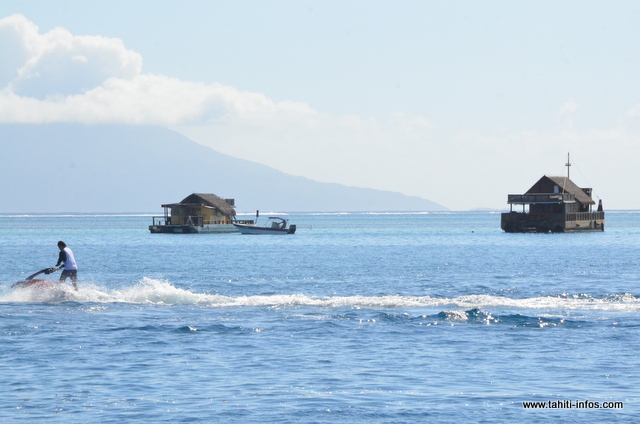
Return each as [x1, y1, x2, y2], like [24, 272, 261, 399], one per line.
[233, 216, 296, 235]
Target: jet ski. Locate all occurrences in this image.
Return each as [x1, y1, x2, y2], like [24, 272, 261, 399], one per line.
[11, 267, 62, 289]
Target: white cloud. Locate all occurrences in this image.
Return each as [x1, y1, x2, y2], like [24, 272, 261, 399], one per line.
[0, 15, 316, 125]
[626, 103, 640, 118]
[557, 98, 578, 129]
[0, 14, 35, 88]
[0, 14, 142, 99]
[559, 98, 578, 115]
[0, 74, 316, 124]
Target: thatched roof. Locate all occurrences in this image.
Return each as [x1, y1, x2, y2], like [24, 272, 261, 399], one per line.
[526, 176, 595, 205]
[162, 193, 236, 216]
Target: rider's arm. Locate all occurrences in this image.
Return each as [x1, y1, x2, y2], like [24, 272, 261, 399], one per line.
[55, 250, 66, 267]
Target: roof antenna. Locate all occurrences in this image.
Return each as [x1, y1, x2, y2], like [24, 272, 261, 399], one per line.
[565, 152, 571, 179]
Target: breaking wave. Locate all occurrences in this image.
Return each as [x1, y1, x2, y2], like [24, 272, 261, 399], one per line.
[2, 278, 640, 313]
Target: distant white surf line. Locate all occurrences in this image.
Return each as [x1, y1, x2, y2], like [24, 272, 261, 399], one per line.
[0, 214, 156, 218]
[3, 278, 640, 312]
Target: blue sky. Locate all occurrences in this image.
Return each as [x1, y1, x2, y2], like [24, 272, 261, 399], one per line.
[1, 1, 639, 210]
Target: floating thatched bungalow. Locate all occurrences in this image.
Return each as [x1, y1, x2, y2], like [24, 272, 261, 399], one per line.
[149, 193, 253, 233]
[501, 175, 605, 233]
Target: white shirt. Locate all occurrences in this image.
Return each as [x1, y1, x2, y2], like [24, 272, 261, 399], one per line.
[61, 247, 78, 271]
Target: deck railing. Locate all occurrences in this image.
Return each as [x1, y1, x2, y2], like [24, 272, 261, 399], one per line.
[151, 217, 258, 226]
[201, 218, 255, 225]
[202, 219, 235, 225]
[151, 216, 168, 226]
[507, 193, 575, 204]
[565, 211, 605, 222]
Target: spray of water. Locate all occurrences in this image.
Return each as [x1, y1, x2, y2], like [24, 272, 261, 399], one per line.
[2, 277, 640, 312]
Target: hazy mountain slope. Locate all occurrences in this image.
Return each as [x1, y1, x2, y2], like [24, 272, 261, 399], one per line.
[0, 124, 447, 213]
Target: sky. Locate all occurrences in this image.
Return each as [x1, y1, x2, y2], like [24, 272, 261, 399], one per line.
[1, 1, 640, 210]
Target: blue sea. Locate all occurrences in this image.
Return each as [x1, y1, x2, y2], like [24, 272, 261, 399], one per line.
[1, 211, 639, 423]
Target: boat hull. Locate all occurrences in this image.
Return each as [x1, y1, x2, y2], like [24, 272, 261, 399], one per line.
[11, 278, 56, 289]
[501, 212, 605, 233]
[233, 224, 296, 235]
[149, 224, 238, 234]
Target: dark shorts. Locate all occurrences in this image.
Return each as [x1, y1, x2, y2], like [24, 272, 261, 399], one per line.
[60, 270, 78, 282]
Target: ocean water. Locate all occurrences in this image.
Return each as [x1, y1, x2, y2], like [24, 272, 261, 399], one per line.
[0, 211, 639, 423]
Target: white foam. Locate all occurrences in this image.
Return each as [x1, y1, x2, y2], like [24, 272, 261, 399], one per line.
[2, 278, 640, 312]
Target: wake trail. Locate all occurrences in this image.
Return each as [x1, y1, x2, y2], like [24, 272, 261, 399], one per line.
[2, 277, 640, 312]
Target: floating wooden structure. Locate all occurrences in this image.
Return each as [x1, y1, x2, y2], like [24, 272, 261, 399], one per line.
[149, 193, 253, 234]
[501, 156, 605, 233]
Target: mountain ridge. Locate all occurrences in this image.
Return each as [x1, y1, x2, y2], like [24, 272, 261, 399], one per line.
[0, 124, 447, 213]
